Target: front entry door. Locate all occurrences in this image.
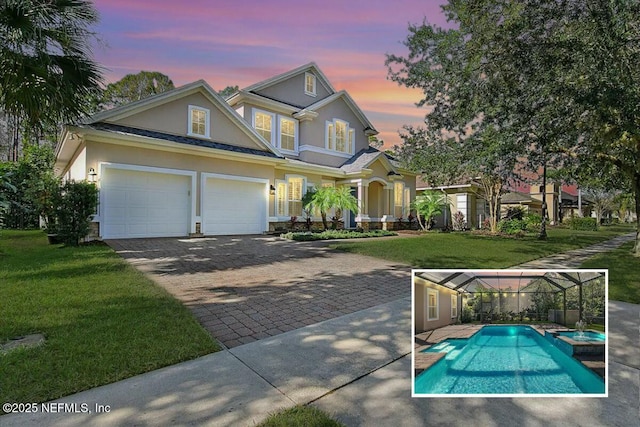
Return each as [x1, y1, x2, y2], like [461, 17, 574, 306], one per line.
[348, 187, 357, 228]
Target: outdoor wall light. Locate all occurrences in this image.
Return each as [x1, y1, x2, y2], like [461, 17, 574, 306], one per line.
[88, 167, 97, 183]
[269, 185, 276, 195]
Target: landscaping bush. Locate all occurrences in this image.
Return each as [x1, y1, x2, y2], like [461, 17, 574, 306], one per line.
[280, 229, 396, 241]
[503, 206, 525, 220]
[56, 181, 98, 246]
[452, 211, 465, 231]
[568, 217, 598, 231]
[523, 213, 542, 233]
[497, 218, 527, 235]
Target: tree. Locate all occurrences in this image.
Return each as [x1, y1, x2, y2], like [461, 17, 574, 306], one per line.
[303, 186, 359, 230]
[412, 191, 444, 231]
[101, 71, 175, 109]
[584, 188, 617, 226]
[218, 85, 239, 99]
[0, 0, 103, 158]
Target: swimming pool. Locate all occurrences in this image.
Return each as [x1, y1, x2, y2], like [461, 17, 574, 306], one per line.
[415, 325, 605, 395]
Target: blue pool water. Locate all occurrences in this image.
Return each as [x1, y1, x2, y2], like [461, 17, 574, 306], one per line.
[557, 331, 605, 341]
[415, 325, 605, 394]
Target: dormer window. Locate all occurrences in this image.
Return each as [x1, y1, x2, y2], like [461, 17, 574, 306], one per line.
[305, 72, 316, 96]
[188, 105, 210, 138]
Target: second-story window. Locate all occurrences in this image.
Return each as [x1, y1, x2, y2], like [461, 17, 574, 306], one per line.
[326, 119, 354, 154]
[279, 117, 297, 151]
[254, 110, 274, 144]
[188, 105, 210, 138]
[305, 72, 316, 96]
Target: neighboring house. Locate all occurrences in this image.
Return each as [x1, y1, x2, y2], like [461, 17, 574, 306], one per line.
[416, 179, 489, 229]
[418, 176, 590, 228]
[499, 191, 543, 217]
[54, 63, 416, 239]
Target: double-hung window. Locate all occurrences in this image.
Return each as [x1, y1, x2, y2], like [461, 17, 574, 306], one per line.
[188, 105, 210, 138]
[326, 119, 354, 154]
[451, 294, 458, 318]
[279, 117, 297, 152]
[427, 289, 439, 321]
[254, 110, 274, 144]
[394, 182, 404, 218]
[275, 176, 306, 217]
[253, 109, 298, 152]
[305, 72, 316, 96]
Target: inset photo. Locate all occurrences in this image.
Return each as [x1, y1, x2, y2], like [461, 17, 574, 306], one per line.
[412, 269, 607, 397]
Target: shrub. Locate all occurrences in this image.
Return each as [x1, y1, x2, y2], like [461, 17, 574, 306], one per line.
[498, 219, 527, 235]
[503, 206, 525, 220]
[568, 217, 598, 231]
[452, 211, 466, 231]
[280, 229, 396, 241]
[523, 213, 542, 233]
[56, 181, 99, 246]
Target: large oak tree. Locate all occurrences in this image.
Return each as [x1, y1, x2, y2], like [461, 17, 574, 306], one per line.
[388, 0, 640, 252]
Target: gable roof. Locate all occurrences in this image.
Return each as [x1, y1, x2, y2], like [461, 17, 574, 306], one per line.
[298, 90, 378, 135]
[82, 80, 282, 157]
[242, 62, 336, 95]
[501, 191, 540, 204]
[341, 147, 397, 174]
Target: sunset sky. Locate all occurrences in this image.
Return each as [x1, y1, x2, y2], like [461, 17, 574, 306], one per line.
[91, 0, 450, 148]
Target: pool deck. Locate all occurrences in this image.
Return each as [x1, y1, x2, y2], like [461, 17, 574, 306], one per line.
[413, 323, 594, 376]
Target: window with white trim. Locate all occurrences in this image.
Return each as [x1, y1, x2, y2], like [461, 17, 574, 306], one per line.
[279, 117, 297, 152]
[253, 110, 274, 144]
[394, 182, 405, 218]
[451, 294, 458, 318]
[404, 187, 411, 218]
[305, 72, 316, 96]
[188, 105, 210, 138]
[427, 289, 439, 321]
[275, 176, 306, 217]
[325, 119, 354, 154]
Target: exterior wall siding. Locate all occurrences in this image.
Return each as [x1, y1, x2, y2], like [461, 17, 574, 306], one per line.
[254, 73, 332, 108]
[414, 277, 460, 333]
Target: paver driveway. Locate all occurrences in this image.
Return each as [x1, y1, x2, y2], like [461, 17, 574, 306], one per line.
[107, 235, 410, 348]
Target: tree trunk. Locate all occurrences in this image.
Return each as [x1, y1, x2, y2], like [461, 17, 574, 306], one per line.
[538, 160, 548, 240]
[321, 212, 328, 231]
[633, 173, 640, 256]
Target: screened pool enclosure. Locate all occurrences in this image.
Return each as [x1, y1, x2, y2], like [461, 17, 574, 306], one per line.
[415, 271, 606, 327]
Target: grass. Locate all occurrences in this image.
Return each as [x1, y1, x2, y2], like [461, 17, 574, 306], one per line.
[581, 240, 640, 304]
[257, 406, 345, 427]
[0, 230, 219, 408]
[330, 224, 634, 269]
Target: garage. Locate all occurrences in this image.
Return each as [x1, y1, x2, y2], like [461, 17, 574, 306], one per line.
[101, 166, 193, 238]
[202, 174, 267, 235]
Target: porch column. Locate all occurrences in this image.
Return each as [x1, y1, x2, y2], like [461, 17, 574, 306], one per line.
[381, 185, 395, 230]
[355, 179, 370, 229]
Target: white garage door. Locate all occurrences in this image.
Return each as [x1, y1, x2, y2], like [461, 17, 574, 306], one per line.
[102, 168, 191, 238]
[203, 177, 266, 235]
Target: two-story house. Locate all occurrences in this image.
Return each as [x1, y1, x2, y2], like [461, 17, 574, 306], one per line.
[54, 63, 416, 239]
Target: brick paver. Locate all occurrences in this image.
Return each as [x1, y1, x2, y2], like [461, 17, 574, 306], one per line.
[107, 235, 410, 348]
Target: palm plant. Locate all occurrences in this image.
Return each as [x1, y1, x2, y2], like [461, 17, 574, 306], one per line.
[412, 191, 445, 231]
[303, 186, 359, 230]
[0, 0, 103, 150]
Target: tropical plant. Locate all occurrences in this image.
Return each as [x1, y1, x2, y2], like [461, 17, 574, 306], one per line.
[412, 191, 445, 231]
[301, 188, 316, 231]
[452, 211, 466, 231]
[0, 0, 103, 155]
[328, 186, 359, 230]
[303, 186, 358, 231]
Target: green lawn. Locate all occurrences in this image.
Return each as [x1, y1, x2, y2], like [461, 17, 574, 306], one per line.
[581, 241, 640, 304]
[257, 406, 345, 427]
[331, 225, 634, 269]
[0, 230, 219, 408]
